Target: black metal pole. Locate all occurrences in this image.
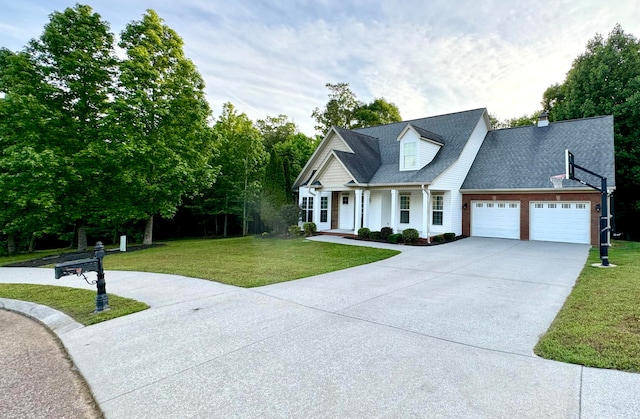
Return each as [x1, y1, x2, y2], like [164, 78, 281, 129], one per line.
[600, 179, 609, 267]
[94, 241, 110, 312]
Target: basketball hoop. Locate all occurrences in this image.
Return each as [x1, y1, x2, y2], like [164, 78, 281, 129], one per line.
[550, 174, 565, 188]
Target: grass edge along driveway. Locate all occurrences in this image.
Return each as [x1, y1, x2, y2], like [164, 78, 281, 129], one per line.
[105, 236, 400, 288]
[535, 240, 640, 372]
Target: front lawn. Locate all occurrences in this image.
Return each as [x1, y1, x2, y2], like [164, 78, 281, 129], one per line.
[0, 284, 149, 326]
[535, 240, 640, 372]
[104, 236, 400, 287]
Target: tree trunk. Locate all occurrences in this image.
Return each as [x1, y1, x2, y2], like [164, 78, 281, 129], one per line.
[143, 215, 154, 245]
[28, 233, 37, 253]
[7, 232, 16, 255]
[223, 214, 228, 238]
[77, 223, 88, 252]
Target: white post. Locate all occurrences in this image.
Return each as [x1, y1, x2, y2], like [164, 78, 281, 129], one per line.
[363, 190, 370, 229]
[390, 189, 398, 232]
[312, 191, 320, 226]
[422, 188, 430, 240]
[354, 189, 363, 233]
[120, 235, 127, 252]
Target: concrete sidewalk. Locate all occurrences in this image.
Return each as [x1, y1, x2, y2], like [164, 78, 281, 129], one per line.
[1, 237, 639, 418]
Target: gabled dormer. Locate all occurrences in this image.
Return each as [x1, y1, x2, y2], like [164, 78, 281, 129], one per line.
[397, 124, 445, 171]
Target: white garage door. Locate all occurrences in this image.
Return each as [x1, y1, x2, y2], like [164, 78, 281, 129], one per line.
[530, 202, 590, 244]
[471, 201, 520, 239]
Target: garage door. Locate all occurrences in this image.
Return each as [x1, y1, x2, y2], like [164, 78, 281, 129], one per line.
[471, 201, 520, 239]
[530, 202, 590, 244]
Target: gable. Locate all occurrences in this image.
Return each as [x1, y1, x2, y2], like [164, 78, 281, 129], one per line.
[313, 154, 354, 188]
[294, 129, 352, 188]
[397, 126, 443, 171]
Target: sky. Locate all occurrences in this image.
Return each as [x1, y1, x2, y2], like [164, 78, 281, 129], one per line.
[1, 0, 639, 136]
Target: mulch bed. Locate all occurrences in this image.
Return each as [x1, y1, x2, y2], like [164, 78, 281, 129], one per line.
[4, 244, 164, 267]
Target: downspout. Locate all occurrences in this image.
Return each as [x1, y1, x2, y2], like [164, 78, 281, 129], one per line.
[422, 184, 431, 243]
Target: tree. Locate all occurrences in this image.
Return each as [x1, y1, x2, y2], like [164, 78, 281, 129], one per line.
[256, 115, 317, 233]
[115, 9, 217, 244]
[542, 24, 640, 239]
[311, 82, 402, 135]
[208, 103, 267, 236]
[352, 98, 402, 128]
[16, 5, 118, 251]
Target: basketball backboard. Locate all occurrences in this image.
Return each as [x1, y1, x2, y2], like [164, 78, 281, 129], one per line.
[565, 149, 575, 180]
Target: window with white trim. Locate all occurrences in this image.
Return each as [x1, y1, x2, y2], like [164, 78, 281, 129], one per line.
[301, 196, 314, 222]
[402, 141, 417, 170]
[400, 195, 410, 223]
[342, 196, 349, 205]
[320, 196, 328, 223]
[432, 195, 443, 226]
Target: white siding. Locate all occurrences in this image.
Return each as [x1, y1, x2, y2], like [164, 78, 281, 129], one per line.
[419, 141, 441, 167]
[431, 113, 489, 236]
[380, 191, 392, 229]
[317, 156, 352, 188]
[339, 192, 354, 229]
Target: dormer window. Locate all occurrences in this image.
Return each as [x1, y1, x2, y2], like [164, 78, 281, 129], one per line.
[402, 141, 417, 170]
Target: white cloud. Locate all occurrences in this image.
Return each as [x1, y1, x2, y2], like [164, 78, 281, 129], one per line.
[2, 0, 640, 135]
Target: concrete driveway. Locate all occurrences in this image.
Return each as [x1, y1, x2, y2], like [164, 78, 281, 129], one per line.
[2, 237, 639, 418]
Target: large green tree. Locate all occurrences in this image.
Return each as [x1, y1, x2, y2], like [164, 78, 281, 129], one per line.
[312, 82, 402, 135]
[208, 103, 267, 236]
[542, 25, 640, 239]
[115, 9, 217, 244]
[13, 5, 118, 251]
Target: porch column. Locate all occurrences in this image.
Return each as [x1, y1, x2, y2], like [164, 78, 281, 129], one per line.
[390, 189, 398, 232]
[354, 189, 363, 233]
[312, 190, 320, 226]
[363, 190, 370, 228]
[422, 188, 430, 240]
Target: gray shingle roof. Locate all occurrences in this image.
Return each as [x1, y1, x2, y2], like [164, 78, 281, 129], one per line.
[332, 128, 381, 182]
[461, 115, 615, 190]
[354, 108, 486, 184]
[409, 124, 445, 145]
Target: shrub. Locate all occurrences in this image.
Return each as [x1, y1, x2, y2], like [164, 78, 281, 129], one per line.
[370, 231, 382, 241]
[303, 222, 317, 237]
[433, 235, 445, 243]
[444, 233, 456, 241]
[261, 232, 270, 238]
[288, 225, 301, 237]
[380, 227, 393, 240]
[402, 228, 420, 244]
[388, 233, 403, 244]
[357, 227, 371, 240]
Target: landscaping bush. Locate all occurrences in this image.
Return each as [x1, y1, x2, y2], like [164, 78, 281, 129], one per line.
[402, 228, 420, 244]
[288, 225, 301, 237]
[444, 233, 456, 241]
[303, 222, 317, 237]
[433, 235, 445, 243]
[388, 233, 403, 244]
[370, 231, 382, 241]
[357, 227, 371, 240]
[380, 227, 393, 240]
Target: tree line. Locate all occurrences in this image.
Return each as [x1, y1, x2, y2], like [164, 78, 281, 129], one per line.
[0, 5, 402, 254]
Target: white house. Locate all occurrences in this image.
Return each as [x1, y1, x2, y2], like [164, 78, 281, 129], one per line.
[293, 108, 616, 245]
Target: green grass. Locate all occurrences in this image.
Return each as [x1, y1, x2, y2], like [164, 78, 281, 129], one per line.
[105, 236, 400, 287]
[535, 240, 640, 372]
[0, 284, 149, 326]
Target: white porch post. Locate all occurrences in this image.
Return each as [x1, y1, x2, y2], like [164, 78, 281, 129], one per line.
[422, 188, 430, 240]
[363, 190, 370, 228]
[354, 189, 363, 233]
[312, 190, 320, 226]
[390, 189, 398, 232]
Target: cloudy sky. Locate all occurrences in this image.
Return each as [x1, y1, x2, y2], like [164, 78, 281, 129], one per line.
[2, 1, 639, 135]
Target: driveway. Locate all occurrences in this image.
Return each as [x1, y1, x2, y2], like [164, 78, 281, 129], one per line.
[1, 237, 639, 418]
